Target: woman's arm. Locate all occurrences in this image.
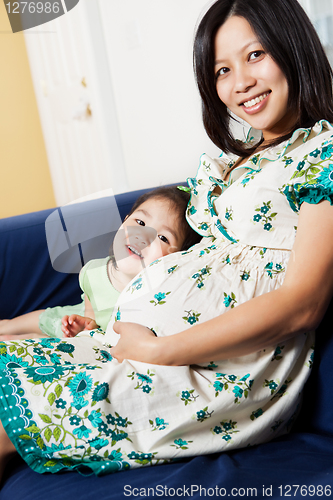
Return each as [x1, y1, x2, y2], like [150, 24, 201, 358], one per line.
[111, 200, 333, 364]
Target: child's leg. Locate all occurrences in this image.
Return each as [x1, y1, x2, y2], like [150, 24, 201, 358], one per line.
[0, 310, 47, 337]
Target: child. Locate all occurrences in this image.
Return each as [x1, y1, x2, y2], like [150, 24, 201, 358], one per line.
[0, 186, 201, 340]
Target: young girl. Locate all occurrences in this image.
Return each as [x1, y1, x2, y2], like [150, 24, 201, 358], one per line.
[0, 0, 332, 480]
[0, 187, 201, 340]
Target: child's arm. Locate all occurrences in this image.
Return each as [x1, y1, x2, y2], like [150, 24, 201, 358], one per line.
[0, 310, 47, 337]
[61, 314, 98, 337]
[83, 295, 95, 320]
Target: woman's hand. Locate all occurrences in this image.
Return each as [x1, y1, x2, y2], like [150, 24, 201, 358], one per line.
[110, 322, 159, 363]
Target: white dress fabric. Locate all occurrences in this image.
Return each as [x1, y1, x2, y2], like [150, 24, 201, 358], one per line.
[0, 121, 332, 476]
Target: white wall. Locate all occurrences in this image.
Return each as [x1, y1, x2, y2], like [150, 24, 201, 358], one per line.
[98, 0, 220, 192]
[298, 0, 333, 65]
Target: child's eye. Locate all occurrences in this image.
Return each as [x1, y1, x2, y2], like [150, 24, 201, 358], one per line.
[158, 235, 169, 244]
[135, 219, 145, 226]
[249, 50, 264, 61]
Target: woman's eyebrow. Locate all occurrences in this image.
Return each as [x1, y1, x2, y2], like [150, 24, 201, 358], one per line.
[215, 40, 260, 65]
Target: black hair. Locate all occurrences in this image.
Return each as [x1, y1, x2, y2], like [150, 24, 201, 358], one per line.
[194, 0, 333, 156]
[126, 186, 202, 251]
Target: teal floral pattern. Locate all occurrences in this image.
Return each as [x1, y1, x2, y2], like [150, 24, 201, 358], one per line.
[270, 379, 291, 401]
[225, 207, 233, 221]
[127, 370, 155, 394]
[198, 244, 217, 258]
[212, 420, 239, 443]
[241, 163, 261, 187]
[223, 292, 237, 309]
[272, 346, 285, 361]
[252, 201, 277, 231]
[150, 291, 171, 306]
[149, 417, 169, 431]
[213, 373, 253, 403]
[178, 389, 199, 406]
[171, 438, 193, 450]
[264, 262, 285, 279]
[167, 265, 178, 275]
[264, 379, 279, 395]
[250, 408, 264, 420]
[182, 309, 201, 325]
[240, 270, 251, 281]
[196, 407, 214, 422]
[191, 266, 212, 289]
[127, 277, 143, 294]
[197, 222, 210, 232]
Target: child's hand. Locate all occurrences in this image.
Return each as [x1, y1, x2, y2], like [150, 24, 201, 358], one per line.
[61, 315, 98, 337]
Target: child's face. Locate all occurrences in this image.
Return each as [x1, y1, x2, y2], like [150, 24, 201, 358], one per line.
[113, 197, 183, 280]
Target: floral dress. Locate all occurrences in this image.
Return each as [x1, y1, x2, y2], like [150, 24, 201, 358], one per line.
[0, 121, 332, 477]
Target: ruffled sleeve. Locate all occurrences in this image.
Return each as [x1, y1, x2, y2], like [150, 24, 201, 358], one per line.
[282, 136, 333, 212]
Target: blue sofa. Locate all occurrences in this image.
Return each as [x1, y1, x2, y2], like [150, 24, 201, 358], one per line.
[0, 187, 332, 499]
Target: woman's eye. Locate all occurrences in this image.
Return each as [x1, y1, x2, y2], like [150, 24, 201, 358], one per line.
[135, 219, 145, 226]
[216, 67, 229, 79]
[158, 235, 169, 244]
[249, 50, 264, 61]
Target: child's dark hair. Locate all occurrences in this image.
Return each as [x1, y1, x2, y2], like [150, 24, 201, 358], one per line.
[127, 186, 201, 251]
[194, 0, 333, 157]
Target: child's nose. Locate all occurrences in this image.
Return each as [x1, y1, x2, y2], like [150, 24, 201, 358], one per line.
[126, 226, 156, 247]
[135, 226, 156, 246]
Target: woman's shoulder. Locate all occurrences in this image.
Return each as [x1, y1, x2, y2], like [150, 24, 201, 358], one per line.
[279, 121, 333, 210]
[286, 120, 333, 153]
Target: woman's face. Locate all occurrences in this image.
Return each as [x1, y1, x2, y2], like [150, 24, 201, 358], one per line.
[214, 16, 295, 142]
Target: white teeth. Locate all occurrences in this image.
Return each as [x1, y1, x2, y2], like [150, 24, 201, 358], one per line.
[128, 245, 143, 258]
[243, 92, 269, 108]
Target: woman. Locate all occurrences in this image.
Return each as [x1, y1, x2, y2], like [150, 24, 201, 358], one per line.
[0, 0, 332, 479]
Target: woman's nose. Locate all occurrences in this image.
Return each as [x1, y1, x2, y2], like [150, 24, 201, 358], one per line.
[234, 66, 256, 93]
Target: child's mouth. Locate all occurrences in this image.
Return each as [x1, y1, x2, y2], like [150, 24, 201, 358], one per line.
[127, 245, 143, 258]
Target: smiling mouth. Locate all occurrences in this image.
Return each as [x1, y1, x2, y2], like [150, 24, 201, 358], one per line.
[242, 91, 271, 108]
[127, 245, 143, 258]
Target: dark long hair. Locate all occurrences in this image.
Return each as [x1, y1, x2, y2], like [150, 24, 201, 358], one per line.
[194, 0, 333, 156]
